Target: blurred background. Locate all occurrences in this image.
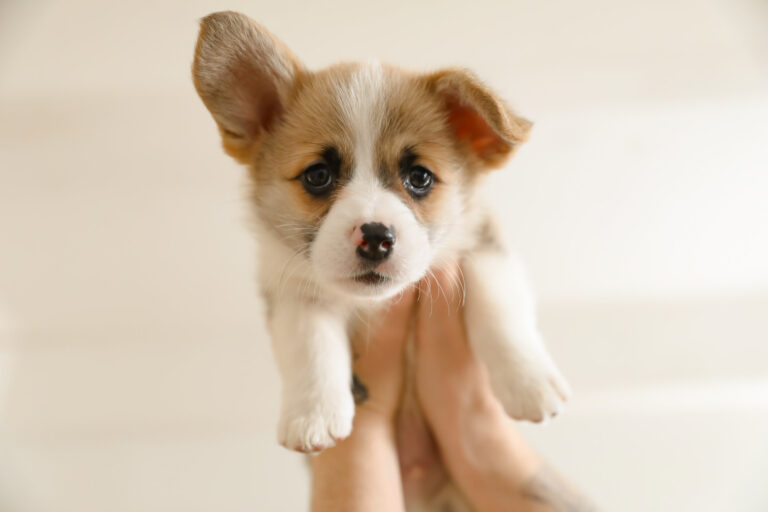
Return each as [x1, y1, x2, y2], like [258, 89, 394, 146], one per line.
[1, 0, 767, 510]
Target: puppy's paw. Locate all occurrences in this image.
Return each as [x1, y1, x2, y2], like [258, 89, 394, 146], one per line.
[488, 354, 571, 423]
[277, 392, 355, 453]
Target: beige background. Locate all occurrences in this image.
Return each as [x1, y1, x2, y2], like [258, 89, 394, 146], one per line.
[1, 0, 768, 510]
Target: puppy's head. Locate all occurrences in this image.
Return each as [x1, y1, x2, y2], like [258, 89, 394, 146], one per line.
[193, 11, 531, 300]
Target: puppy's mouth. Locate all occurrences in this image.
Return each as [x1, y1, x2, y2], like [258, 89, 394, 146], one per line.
[352, 271, 392, 286]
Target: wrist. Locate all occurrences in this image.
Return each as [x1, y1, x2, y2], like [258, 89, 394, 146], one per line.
[430, 384, 507, 456]
[447, 402, 510, 472]
[310, 405, 404, 512]
[448, 414, 542, 512]
[353, 404, 397, 434]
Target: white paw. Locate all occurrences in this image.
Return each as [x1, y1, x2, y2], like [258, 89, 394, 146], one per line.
[277, 392, 355, 453]
[487, 353, 571, 423]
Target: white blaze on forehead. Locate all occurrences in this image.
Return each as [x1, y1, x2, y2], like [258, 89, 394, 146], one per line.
[336, 61, 386, 186]
[310, 63, 434, 296]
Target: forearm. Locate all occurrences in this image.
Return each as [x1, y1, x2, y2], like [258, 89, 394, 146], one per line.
[310, 409, 405, 512]
[444, 405, 597, 512]
[518, 462, 599, 512]
[447, 411, 541, 512]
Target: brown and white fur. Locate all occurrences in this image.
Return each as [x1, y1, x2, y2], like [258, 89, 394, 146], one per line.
[192, 11, 570, 511]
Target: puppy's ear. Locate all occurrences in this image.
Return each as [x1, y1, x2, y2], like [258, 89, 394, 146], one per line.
[192, 11, 305, 164]
[424, 68, 531, 170]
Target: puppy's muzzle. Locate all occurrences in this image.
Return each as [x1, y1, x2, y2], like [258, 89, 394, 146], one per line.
[356, 222, 395, 262]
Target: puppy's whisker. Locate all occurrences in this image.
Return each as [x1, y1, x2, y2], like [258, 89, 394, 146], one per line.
[434, 254, 466, 311]
[433, 269, 449, 308]
[274, 247, 311, 300]
[423, 268, 435, 318]
[454, 264, 467, 308]
[351, 308, 372, 349]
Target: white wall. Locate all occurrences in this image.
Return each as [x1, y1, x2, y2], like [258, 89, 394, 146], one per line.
[1, 1, 767, 511]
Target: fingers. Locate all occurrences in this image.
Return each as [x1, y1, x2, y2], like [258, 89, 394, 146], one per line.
[350, 288, 417, 417]
[372, 287, 418, 345]
[352, 287, 417, 369]
[415, 263, 469, 356]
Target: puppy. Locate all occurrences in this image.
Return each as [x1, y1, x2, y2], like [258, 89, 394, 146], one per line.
[192, 11, 569, 459]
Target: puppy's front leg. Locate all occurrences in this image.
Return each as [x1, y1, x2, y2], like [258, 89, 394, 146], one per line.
[269, 298, 354, 452]
[463, 226, 570, 422]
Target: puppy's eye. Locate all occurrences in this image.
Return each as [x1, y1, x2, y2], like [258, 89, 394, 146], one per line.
[404, 165, 435, 198]
[301, 163, 334, 195]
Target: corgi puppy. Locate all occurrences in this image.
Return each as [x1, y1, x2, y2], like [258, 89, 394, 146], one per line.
[192, 10, 569, 463]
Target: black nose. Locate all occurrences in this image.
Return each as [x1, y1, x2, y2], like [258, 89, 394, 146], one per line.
[357, 223, 396, 262]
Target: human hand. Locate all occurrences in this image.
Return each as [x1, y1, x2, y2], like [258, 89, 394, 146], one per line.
[413, 264, 543, 510]
[413, 264, 510, 451]
[350, 288, 417, 422]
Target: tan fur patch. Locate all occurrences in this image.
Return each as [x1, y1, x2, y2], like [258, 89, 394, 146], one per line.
[192, 13, 531, 251]
[249, 64, 469, 242]
[424, 68, 532, 169]
[192, 11, 307, 164]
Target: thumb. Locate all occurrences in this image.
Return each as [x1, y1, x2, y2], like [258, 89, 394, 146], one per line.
[353, 288, 417, 364]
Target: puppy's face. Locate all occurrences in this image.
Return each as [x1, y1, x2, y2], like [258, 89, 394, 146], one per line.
[254, 64, 466, 299]
[193, 12, 531, 299]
